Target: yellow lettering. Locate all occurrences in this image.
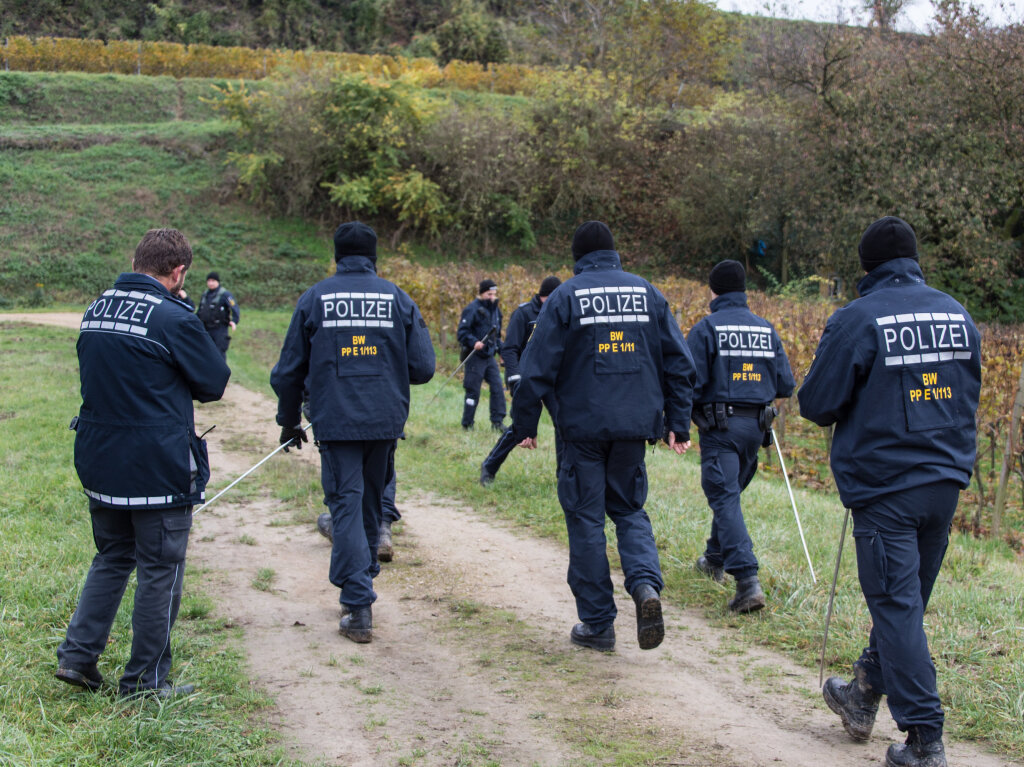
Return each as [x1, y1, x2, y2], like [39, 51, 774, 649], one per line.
[612, 343, 619, 352]
[599, 343, 610, 353]
[743, 363, 753, 371]
[924, 388, 931, 400]
[353, 335, 365, 345]
[610, 331, 623, 341]
[341, 347, 352, 357]
[910, 389, 921, 401]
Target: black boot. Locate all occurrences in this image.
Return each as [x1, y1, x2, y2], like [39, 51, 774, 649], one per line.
[339, 606, 373, 643]
[377, 521, 393, 562]
[632, 583, 664, 650]
[55, 663, 104, 692]
[886, 729, 947, 767]
[695, 555, 725, 583]
[728, 575, 765, 613]
[316, 512, 333, 541]
[479, 462, 495, 487]
[570, 622, 615, 652]
[823, 663, 882, 741]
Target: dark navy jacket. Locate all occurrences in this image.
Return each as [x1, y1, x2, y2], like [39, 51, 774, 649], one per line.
[512, 250, 695, 442]
[502, 294, 543, 389]
[197, 286, 239, 328]
[798, 259, 981, 507]
[686, 292, 795, 408]
[271, 256, 436, 441]
[74, 273, 230, 509]
[457, 297, 502, 356]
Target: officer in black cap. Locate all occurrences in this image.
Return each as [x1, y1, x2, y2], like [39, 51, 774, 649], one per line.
[457, 278, 505, 430]
[513, 221, 696, 653]
[197, 271, 239, 360]
[800, 216, 981, 767]
[271, 221, 435, 643]
[479, 275, 562, 487]
[57, 228, 229, 698]
[686, 259, 795, 613]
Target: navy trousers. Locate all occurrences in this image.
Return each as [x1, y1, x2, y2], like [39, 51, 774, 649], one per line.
[461, 353, 505, 428]
[851, 480, 960, 740]
[698, 414, 762, 580]
[204, 324, 230, 360]
[58, 502, 192, 693]
[482, 394, 562, 478]
[558, 440, 663, 631]
[319, 440, 391, 608]
[382, 442, 400, 524]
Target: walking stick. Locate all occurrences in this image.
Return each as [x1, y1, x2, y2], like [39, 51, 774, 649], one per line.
[819, 507, 850, 687]
[771, 427, 816, 583]
[427, 326, 497, 407]
[194, 423, 312, 514]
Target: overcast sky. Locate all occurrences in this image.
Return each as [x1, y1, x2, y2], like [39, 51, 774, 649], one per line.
[718, 0, 1021, 33]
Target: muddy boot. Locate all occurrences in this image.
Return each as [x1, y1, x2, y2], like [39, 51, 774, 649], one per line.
[885, 729, 947, 767]
[339, 606, 372, 643]
[695, 555, 725, 584]
[377, 521, 393, 563]
[823, 663, 882, 741]
[479, 462, 495, 488]
[632, 583, 664, 650]
[728, 576, 765, 614]
[316, 513, 333, 541]
[570, 622, 615, 652]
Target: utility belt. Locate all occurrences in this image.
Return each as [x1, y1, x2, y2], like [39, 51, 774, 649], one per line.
[693, 402, 778, 446]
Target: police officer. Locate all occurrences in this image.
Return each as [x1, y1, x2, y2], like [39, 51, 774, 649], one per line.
[271, 222, 435, 643]
[513, 221, 696, 652]
[57, 228, 230, 698]
[799, 217, 981, 767]
[457, 279, 505, 430]
[480, 275, 562, 487]
[686, 260, 795, 613]
[197, 271, 239, 360]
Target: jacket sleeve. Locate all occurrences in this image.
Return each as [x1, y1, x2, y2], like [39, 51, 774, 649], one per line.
[501, 307, 528, 387]
[658, 294, 696, 440]
[226, 291, 240, 325]
[798, 313, 863, 427]
[773, 328, 796, 399]
[173, 314, 231, 403]
[456, 302, 477, 348]
[685, 321, 712, 405]
[511, 298, 565, 440]
[404, 295, 436, 385]
[271, 291, 314, 427]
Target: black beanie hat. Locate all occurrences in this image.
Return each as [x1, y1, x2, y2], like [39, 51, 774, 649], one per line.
[709, 260, 746, 295]
[334, 221, 377, 262]
[539, 275, 561, 297]
[859, 216, 919, 273]
[478, 278, 497, 295]
[206, 271, 219, 282]
[571, 221, 615, 261]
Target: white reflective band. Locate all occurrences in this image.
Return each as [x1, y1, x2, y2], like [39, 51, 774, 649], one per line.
[466, 398, 476, 406]
[575, 285, 646, 297]
[144, 295, 163, 304]
[85, 489, 204, 505]
[885, 351, 973, 366]
[718, 324, 770, 333]
[129, 291, 147, 300]
[508, 374, 521, 382]
[580, 315, 649, 325]
[323, 319, 394, 328]
[321, 292, 394, 301]
[80, 320, 149, 336]
[721, 349, 773, 357]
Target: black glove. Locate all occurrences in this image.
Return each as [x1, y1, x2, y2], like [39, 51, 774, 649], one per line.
[280, 425, 307, 452]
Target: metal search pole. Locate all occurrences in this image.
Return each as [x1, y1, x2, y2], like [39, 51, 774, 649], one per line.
[819, 507, 850, 687]
[771, 426, 816, 584]
[427, 326, 497, 407]
[194, 423, 311, 514]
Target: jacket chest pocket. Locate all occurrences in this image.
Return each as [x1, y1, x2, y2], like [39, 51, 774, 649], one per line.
[335, 331, 385, 378]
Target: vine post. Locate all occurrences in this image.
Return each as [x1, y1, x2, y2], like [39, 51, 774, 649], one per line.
[993, 359, 1024, 538]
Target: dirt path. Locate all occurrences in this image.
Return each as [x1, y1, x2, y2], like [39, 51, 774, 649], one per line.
[6, 312, 1020, 767]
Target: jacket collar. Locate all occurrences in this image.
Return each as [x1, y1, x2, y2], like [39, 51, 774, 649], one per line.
[709, 291, 748, 312]
[573, 250, 622, 275]
[115, 272, 172, 298]
[856, 258, 925, 297]
[336, 255, 377, 274]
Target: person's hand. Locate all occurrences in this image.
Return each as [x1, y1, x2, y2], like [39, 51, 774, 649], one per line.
[473, 340, 484, 351]
[229, 321, 237, 330]
[280, 425, 307, 452]
[518, 437, 537, 449]
[667, 431, 691, 455]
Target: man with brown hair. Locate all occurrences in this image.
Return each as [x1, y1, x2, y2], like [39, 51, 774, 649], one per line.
[57, 228, 230, 698]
